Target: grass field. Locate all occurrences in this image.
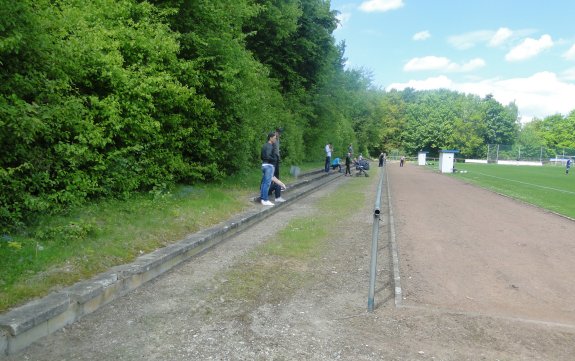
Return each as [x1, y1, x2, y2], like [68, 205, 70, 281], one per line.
[449, 162, 575, 219]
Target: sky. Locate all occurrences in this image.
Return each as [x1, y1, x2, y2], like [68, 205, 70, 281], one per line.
[330, 0, 575, 123]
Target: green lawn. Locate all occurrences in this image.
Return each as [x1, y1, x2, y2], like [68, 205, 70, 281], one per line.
[449, 162, 575, 219]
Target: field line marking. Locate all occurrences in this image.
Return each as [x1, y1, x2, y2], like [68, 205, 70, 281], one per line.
[474, 172, 575, 195]
[399, 303, 575, 330]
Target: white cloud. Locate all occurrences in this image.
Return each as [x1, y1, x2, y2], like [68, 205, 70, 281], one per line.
[387, 75, 453, 91]
[404, 56, 450, 71]
[359, 0, 404, 12]
[488, 27, 513, 47]
[458, 58, 487, 72]
[505, 35, 553, 62]
[386, 71, 575, 122]
[413, 31, 431, 41]
[563, 43, 575, 60]
[403, 56, 485, 72]
[448, 30, 494, 50]
[476, 72, 574, 120]
[449, 28, 534, 50]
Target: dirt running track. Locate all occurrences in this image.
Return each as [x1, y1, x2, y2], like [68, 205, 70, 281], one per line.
[5, 163, 575, 360]
[390, 164, 575, 326]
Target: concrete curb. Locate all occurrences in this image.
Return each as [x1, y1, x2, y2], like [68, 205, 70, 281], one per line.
[0, 171, 343, 356]
[384, 164, 402, 307]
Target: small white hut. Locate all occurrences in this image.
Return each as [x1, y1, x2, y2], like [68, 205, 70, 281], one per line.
[417, 151, 428, 166]
[439, 150, 459, 173]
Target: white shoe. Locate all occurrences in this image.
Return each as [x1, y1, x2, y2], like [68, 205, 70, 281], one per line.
[261, 200, 275, 206]
[275, 197, 286, 202]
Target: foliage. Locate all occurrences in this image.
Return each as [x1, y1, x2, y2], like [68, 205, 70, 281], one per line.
[363, 89, 521, 159]
[528, 111, 575, 150]
[1, 0, 573, 242]
[0, 0, 354, 231]
[0, 0, 218, 231]
[244, 0, 338, 94]
[481, 94, 519, 145]
[243, 0, 344, 161]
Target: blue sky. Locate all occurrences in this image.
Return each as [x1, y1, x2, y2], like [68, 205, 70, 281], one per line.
[330, 0, 575, 123]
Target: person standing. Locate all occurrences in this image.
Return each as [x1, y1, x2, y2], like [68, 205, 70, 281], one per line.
[567, 158, 571, 175]
[345, 152, 352, 176]
[325, 143, 332, 173]
[379, 152, 384, 167]
[400, 155, 405, 167]
[260, 132, 278, 206]
[270, 128, 286, 202]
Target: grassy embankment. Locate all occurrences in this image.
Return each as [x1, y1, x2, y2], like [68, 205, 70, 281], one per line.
[0, 163, 326, 313]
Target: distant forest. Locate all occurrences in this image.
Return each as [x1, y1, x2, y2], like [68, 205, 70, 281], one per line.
[1, 0, 574, 232]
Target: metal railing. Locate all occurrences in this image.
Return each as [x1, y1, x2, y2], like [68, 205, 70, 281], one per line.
[367, 166, 385, 312]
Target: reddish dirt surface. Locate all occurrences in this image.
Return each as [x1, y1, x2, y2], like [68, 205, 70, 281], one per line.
[390, 163, 575, 326]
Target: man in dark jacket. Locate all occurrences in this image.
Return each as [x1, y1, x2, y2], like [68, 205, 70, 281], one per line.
[345, 152, 352, 176]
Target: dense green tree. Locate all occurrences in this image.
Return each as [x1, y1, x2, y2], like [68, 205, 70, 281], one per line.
[449, 94, 487, 158]
[1, 0, 216, 231]
[244, 0, 338, 94]
[242, 0, 302, 92]
[481, 94, 519, 145]
[526, 112, 575, 161]
[515, 122, 546, 160]
[367, 89, 521, 159]
[0, 0, 354, 232]
[401, 90, 460, 155]
[377, 90, 407, 154]
[243, 0, 343, 160]
[154, 0, 290, 173]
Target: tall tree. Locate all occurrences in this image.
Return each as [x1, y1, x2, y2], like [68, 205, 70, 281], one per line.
[481, 94, 519, 145]
[244, 0, 338, 94]
[530, 112, 575, 150]
[445, 94, 486, 158]
[243, 0, 345, 160]
[153, 0, 296, 172]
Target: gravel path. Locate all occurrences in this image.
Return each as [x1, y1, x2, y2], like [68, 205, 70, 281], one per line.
[6, 164, 575, 361]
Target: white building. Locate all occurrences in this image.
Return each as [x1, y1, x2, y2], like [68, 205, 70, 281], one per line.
[418, 151, 428, 166]
[439, 150, 458, 173]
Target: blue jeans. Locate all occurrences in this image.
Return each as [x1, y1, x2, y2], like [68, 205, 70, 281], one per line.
[260, 164, 274, 201]
[325, 156, 331, 172]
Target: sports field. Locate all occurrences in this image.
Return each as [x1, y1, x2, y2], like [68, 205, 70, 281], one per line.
[450, 162, 575, 219]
